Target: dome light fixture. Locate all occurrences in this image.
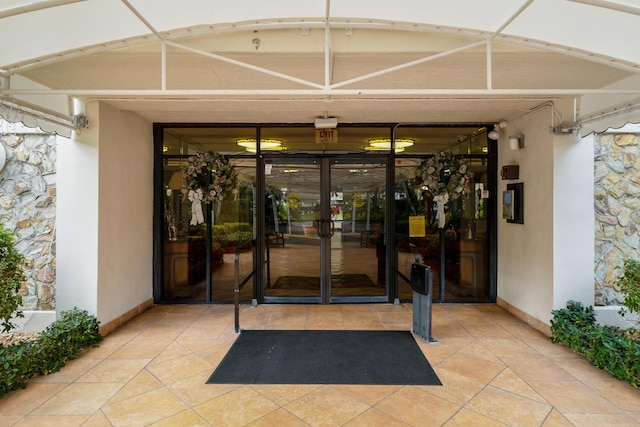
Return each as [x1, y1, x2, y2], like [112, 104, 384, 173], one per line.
[366, 138, 414, 152]
[236, 138, 284, 152]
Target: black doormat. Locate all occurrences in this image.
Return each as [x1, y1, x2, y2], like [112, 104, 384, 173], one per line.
[272, 274, 375, 289]
[206, 330, 441, 385]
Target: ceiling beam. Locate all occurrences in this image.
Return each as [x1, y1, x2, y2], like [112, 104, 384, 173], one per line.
[568, 0, 640, 16]
[0, 0, 85, 19]
[3, 88, 640, 98]
[165, 41, 324, 90]
[324, 0, 334, 89]
[330, 41, 486, 89]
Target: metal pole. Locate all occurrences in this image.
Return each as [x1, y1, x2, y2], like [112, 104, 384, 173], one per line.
[439, 228, 445, 303]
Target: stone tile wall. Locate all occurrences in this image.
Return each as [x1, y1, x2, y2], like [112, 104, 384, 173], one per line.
[594, 133, 640, 305]
[0, 132, 56, 310]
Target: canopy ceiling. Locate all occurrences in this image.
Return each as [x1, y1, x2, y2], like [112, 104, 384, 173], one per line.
[0, 0, 639, 136]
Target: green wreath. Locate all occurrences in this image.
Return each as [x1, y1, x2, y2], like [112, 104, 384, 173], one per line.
[352, 193, 366, 208]
[418, 152, 471, 200]
[182, 151, 236, 203]
[286, 194, 300, 209]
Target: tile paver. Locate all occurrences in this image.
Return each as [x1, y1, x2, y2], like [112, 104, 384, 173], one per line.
[1, 303, 639, 426]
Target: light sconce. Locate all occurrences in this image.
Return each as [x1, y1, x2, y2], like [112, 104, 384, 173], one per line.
[366, 138, 414, 153]
[236, 138, 284, 152]
[509, 135, 524, 150]
[314, 117, 338, 129]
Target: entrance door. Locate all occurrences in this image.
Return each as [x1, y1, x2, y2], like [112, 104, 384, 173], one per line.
[264, 156, 387, 303]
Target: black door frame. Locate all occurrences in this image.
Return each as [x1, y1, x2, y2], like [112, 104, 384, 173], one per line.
[260, 153, 392, 305]
[152, 123, 497, 305]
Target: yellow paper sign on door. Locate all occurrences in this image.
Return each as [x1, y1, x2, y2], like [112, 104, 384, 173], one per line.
[409, 215, 426, 237]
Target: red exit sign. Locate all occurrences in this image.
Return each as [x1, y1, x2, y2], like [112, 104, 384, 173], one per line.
[315, 129, 338, 144]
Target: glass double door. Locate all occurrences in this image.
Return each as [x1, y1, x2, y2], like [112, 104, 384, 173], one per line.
[264, 156, 387, 303]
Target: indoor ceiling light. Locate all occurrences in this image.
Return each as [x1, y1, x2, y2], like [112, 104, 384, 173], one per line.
[365, 146, 405, 153]
[236, 138, 284, 152]
[366, 138, 414, 152]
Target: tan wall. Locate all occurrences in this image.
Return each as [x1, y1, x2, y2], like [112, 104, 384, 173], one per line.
[497, 103, 594, 326]
[96, 102, 154, 326]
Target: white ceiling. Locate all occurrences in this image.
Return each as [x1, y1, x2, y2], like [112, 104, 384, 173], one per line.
[0, 0, 639, 134]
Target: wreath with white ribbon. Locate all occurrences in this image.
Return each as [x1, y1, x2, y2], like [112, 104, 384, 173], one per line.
[286, 194, 300, 209]
[182, 151, 236, 225]
[417, 152, 471, 228]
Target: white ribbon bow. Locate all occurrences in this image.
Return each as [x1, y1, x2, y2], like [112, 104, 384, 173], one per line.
[433, 193, 449, 228]
[188, 189, 205, 225]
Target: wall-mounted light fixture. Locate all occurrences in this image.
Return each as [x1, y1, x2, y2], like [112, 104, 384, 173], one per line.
[488, 121, 508, 140]
[508, 134, 524, 150]
[314, 117, 338, 129]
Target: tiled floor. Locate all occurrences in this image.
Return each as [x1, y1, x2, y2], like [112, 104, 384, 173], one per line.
[1, 303, 640, 426]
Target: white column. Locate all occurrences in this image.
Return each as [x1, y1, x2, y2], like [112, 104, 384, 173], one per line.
[56, 102, 100, 316]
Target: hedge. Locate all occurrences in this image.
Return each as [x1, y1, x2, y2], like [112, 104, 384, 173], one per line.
[0, 307, 102, 398]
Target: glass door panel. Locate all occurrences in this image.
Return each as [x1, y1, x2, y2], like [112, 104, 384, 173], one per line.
[263, 157, 389, 302]
[394, 156, 491, 302]
[264, 160, 322, 299]
[161, 154, 256, 303]
[329, 160, 387, 300]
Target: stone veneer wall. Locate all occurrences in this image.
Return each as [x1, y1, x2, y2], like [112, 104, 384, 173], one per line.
[0, 132, 56, 311]
[594, 132, 640, 306]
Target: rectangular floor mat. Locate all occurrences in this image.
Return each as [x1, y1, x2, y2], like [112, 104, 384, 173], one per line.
[207, 330, 441, 385]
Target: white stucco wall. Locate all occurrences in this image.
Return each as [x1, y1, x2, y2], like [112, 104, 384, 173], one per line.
[553, 132, 594, 310]
[57, 102, 100, 316]
[497, 104, 594, 326]
[498, 108, 554, 325]
[57, 101, 153, 326]
[96, 103, 153, 325]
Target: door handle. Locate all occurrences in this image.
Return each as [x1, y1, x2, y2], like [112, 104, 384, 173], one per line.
[314, 219, 334, 238]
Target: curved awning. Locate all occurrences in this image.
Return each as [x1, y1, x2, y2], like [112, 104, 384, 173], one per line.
[1, 0, 639, 134]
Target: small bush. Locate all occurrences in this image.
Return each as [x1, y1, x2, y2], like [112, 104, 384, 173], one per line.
[0, 307, 102, 398]
[614, 258, 640, 318]
[550, 300, 640, 388]
[0, 223, 26, 332]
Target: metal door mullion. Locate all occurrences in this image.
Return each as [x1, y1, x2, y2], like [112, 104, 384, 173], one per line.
[320, 157, 331, 304]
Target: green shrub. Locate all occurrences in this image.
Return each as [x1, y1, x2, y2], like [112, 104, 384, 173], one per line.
[0, 223, 26, 332]
[212, 222, 253, 245]
[614, 258, 640, 317]
[0, 307, 102, 398]
[550, 300, 640, 388]
[549, 300, 596, 350]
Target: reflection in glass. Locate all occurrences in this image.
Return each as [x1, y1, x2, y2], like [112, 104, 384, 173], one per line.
[395, 156, 490, 302]
[161, 149, 256, 303]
